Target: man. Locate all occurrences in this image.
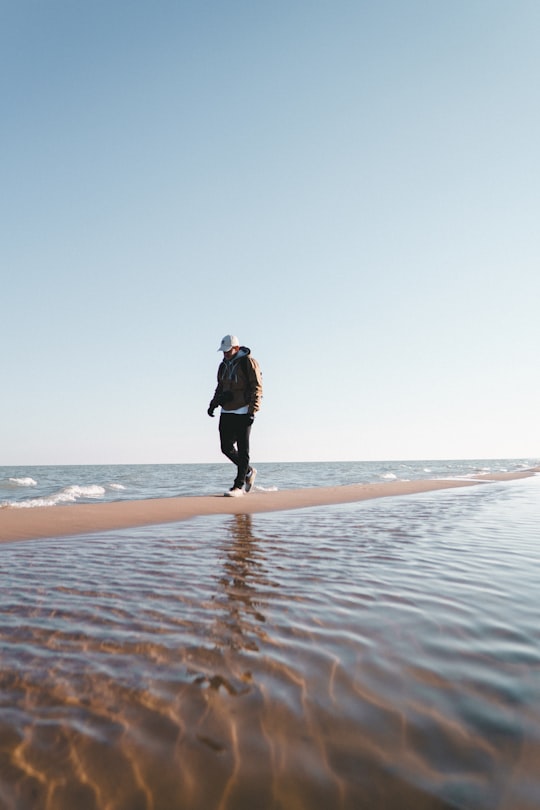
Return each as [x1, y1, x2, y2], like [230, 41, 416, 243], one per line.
[208, 335, 263, 497]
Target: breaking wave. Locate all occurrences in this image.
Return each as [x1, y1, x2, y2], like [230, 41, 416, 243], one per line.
[8, 485, 106, 509]
[7, 477, 37, 487]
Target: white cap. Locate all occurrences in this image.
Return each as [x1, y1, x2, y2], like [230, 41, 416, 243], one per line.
[218, 334, 240, 352]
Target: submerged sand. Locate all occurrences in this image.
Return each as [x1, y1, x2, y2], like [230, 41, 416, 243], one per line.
[1, 468, 539, 808]
[1, 468, 537, 543]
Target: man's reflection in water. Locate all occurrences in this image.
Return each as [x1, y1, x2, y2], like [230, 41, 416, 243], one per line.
[214, 514, 275, 652]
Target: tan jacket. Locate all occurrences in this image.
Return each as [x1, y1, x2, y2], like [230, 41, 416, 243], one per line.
[209, 347, 263, 415]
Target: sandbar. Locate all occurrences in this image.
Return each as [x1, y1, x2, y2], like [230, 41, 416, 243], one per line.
[0, 468, 537, 544]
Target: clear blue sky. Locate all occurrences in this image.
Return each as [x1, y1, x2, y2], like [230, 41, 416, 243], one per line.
[2, 1, 539, 465]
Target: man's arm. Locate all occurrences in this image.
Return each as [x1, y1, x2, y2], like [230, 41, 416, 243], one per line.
[246, 358, 263, 414]
[208, 367, 224, 416]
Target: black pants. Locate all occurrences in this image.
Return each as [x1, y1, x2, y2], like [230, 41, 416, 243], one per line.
[219, 413, 252, 488]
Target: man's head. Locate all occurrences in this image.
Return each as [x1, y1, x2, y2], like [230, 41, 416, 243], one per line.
[218, 335, 240, 357]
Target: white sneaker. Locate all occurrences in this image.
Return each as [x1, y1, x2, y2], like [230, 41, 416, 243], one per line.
[224, 487, 244, 497]
[245, 467, 257, 493]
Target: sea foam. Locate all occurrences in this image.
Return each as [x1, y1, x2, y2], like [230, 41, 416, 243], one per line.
[8, 485, 106, 509]
[8, 477, 37, 487]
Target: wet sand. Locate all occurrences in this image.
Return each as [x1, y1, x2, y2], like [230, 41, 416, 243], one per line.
[0, 468, 537, 543]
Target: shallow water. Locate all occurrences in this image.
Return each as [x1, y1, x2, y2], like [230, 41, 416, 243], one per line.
[0, 476, 539, 809]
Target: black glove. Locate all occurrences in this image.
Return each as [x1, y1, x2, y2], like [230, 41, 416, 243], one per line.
[207, 407, 215, 417]
[247, 413, 255, 425]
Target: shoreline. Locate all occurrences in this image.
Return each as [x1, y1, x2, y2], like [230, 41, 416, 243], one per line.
[0, 468, 537, 544]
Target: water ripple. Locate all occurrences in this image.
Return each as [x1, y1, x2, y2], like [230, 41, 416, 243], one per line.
[0, 479, 539, 808]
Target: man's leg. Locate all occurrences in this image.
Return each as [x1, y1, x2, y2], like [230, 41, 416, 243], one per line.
[219, 413, 239, 467]
[234, 415, 252, 488]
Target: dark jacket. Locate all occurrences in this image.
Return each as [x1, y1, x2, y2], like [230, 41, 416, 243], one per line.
[209, 347, 263, 415]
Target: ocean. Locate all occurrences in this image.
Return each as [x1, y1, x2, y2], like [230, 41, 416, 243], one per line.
[1, 457, 537, 507]
[0, 459, 539, 809]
